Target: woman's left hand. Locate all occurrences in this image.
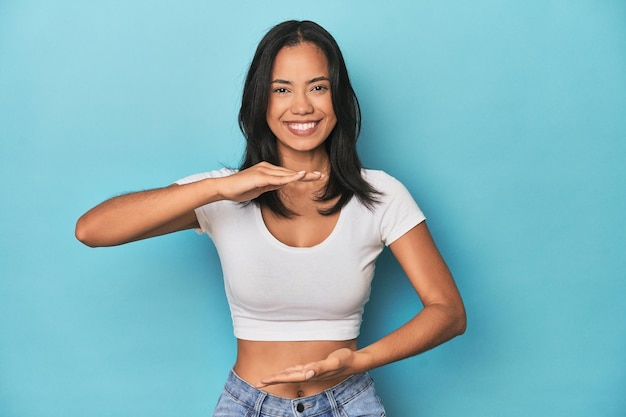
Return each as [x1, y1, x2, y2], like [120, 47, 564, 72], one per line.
[255, 348, 365, 388]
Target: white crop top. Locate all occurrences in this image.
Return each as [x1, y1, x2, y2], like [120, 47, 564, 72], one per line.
[176, 169, 425, 341]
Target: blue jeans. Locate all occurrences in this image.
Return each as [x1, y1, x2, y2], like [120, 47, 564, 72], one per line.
[213, 370, 386, 417]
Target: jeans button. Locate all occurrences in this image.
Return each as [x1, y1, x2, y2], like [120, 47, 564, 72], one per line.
[296, 403, 305, 412]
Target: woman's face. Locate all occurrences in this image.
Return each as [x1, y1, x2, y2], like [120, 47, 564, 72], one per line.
[266, 42, 337, 159]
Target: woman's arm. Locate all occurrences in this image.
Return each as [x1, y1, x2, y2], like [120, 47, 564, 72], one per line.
[356, 221, 466, 367]
[75, 181, 213, 247]
[75, 162, 323, 247]
[257, 221, 466, 386]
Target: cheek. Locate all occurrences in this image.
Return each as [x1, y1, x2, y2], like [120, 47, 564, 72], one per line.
[265, 103, 282, 137]
[266, 101, 277, 125]
[324, 97, 336, 119]
[326, 103, 337, 126]
[266, 98, 285, 120]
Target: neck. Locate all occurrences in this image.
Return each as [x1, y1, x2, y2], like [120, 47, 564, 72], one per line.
[278, 147, 330, 174]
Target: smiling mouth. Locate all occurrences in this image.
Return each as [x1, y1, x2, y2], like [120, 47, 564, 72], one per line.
[285, 121, 320, 136]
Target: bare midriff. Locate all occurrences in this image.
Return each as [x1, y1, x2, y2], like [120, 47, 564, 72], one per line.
[233, 338, 358, 398]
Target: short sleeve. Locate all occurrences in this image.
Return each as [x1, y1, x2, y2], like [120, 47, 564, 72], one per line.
[175, 168, 236, 234]
[366, 171, 426, 246]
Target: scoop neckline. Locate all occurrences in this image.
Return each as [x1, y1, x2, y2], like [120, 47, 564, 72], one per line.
[254, 201, 349, 251]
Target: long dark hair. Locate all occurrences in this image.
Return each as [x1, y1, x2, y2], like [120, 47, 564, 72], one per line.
[238, 20, 379, 217]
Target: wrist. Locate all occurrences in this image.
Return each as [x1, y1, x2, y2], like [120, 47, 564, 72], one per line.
[195, 177, 222, 204]
[352, 348, 377, 374]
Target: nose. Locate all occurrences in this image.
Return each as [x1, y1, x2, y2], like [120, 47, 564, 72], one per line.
[290, 92, 314, 115]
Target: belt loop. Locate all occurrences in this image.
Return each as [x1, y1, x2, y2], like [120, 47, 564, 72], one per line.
[252, 391, 267, 417]
[324, 389, 342, 417]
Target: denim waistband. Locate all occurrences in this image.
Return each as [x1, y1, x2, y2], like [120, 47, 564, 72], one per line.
[223, 370, 375, 417]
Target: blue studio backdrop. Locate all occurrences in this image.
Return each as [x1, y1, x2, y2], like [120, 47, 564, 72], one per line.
[1, 1, 625, 416]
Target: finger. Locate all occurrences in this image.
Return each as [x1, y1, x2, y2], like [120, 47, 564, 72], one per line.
[254, 162, 305, 177]
[256, 365, 318, 388]
[298, 171, 325, 182]
[250, 162, 326, 186]
[254, 163, 322, 180]
[253, 171, 307, 188]
[255, 348, 355, 388]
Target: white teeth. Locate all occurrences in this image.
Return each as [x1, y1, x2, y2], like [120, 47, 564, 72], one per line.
[288, 122, 316, 131]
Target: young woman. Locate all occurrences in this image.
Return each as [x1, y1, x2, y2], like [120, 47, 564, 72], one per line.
[76, 20, 466, 417]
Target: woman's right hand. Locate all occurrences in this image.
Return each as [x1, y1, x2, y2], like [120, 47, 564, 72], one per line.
[75, 162, 323, 247]
[216, 162, 324, 202]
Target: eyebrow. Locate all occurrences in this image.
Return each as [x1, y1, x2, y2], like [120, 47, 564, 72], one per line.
[271, 76, 330, 85]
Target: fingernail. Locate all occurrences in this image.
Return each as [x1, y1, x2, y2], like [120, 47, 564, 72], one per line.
[305, 370, 315, 379]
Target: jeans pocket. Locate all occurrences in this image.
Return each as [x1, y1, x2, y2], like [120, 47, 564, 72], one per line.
[338, 383, 386, 417]
[213, 391, 254, 417]
[339, 408, 385, 417]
